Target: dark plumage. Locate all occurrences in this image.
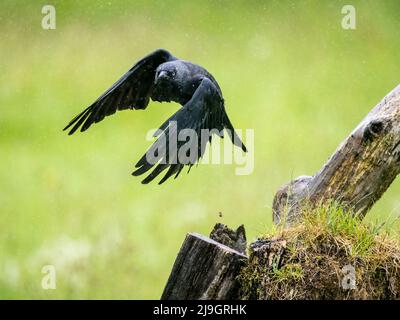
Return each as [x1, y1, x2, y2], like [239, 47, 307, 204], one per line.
[64, 49, 247, 184]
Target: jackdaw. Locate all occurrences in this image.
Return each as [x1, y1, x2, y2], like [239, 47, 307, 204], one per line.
[64, 49, 247, 184]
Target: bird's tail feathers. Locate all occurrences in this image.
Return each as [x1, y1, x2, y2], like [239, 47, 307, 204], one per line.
[224, 114, 247, 152]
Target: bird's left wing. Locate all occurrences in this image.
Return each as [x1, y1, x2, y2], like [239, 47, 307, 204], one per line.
[132, 77, 247, 184]
[64, 49, 175, 135]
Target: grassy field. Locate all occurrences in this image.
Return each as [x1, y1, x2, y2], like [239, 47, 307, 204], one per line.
[1, 0, 400, 299]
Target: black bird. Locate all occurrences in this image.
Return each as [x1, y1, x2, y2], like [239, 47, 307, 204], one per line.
[64, 49, 247, 184]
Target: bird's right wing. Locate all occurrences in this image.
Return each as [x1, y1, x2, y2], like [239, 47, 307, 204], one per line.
[132, 77, 247, 184]
[64, 49, 175, 135]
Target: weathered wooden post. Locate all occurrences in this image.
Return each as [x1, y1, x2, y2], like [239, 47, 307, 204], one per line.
[161, 224, 247, 300]
[273, 84, 400, 225]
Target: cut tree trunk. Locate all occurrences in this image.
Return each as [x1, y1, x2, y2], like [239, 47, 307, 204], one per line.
[161, 226, 247, 300]
[273, 84, 400, 225]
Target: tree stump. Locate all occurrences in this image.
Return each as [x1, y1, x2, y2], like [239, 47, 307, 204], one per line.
[273, 84, 400, 225]
[209, 223, 247, 254]
[161, 225, 247, 300]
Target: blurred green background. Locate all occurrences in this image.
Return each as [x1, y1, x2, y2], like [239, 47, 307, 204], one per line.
[1, 0, 400, 299]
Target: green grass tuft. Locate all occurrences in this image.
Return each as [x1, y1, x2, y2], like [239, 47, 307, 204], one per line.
[239, 202, 400, 300]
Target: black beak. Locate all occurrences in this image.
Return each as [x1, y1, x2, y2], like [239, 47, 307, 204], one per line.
[157, 71, 168, 83]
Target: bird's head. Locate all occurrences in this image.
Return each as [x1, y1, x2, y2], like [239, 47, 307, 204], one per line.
[155, 62, 179, 84]
[154, 62, 187, 101]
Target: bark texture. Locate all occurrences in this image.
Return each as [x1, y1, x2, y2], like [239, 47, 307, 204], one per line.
[161, 231, 247, 300]
[209, 223, 247, 254]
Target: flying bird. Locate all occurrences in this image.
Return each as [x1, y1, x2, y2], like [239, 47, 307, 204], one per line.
[64, 49, 247, 184]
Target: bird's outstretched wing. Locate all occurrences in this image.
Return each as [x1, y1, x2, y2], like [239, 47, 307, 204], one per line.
[132, 77, 247, 184]
[63, 49, 175, 135]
